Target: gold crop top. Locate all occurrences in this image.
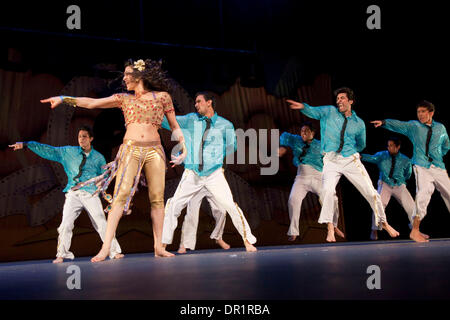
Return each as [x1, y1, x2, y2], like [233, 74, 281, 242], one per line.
[113, 91, 175, 128]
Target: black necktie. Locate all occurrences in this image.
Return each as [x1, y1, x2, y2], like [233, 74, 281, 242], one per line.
[298, 143, 310, 162]
[336, 117, 348, 153]
[198, 118, 211, 172]
[389, 154, 397, 184]
[73, 152, 87, 182]
[425, 126, 433, 162]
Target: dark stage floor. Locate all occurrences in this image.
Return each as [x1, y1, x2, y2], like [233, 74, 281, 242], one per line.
[1, 239, 450, 300]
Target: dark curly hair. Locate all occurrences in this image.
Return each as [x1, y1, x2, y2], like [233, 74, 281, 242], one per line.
[195, 91, 216, 109]
[300, 121, 315, 132]
[387, 136, 401, 147]
[333, 87, 356, 103]
[78, 125, 94, 138]
[416, 100, 435, 112]
[124, 58, 174, 92]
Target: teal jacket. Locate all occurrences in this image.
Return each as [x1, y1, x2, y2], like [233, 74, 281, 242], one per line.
[382, 119, 449, 170]
[26, 141, 106, 193]
[280, 132, 323, 172]
[300, 103, 366, 157]
[361, 151, 412, 187]
[162, 112, 237, 177]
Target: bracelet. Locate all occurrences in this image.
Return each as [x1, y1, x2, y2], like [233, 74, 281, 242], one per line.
[180, 141, 187, 154]
[60, 95, 77, 107]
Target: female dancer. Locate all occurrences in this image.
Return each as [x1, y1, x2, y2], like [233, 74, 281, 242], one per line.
[41, 59, 186, 261]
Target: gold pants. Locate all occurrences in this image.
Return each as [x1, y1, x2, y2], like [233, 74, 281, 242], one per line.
[112, 140, 166, 212]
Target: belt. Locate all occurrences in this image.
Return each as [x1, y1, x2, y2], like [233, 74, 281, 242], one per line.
[123, 139, 161, 147]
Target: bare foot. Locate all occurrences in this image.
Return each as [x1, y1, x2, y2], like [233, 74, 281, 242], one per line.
[421, 232, 430, 239]
[178, 245, 187, 254]
[244, 241, 257, 252]
[326, 229, 336, 242]
[382, 223, 400, 238]
[52, 257, 64, 264]
[407, 223, 430, 239]
[410, 229, 429, 243]
[216, 239, 231, 250]
[370, 230, 378, 241]
[334, 227, 345, 239]
[91, 247, 109, 263]
[288, 235, 297, 242]
[155, 247, 175, 257]
[113, 253, 124, 259]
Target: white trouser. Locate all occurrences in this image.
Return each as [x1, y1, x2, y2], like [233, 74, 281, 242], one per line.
[287, 164, 339, 236]
[413, 165, 450, 220]
[319, 152, 387, 226]
[162, 168, 257, 245]
[371, 181, 415, 230]
[57, 190, 122, 260]
[178, 188, 227, 250]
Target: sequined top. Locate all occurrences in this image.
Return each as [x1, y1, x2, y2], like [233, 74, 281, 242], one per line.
[113, 91, 175, 128]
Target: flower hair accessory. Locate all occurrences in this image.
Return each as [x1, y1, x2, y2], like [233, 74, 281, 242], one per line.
[133, 59, 146, 71]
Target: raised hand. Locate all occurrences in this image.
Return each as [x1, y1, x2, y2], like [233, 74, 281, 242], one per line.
[40, 96, 62, 109]
[8, 142, 23, 151]
[286, 99, 305, 110]
[370, 120, 383, 128]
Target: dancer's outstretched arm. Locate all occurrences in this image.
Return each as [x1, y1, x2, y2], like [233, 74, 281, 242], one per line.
[286, 99, 330, 120]
[361, 152, 381, 164]
[286, 99, 305, 110]
[9, 142, 24, 151]
[9, 141, 63, 162]
[370, 120, 384, 128]
[40, 95, 118, 109]
[371, 119, 411, 137]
